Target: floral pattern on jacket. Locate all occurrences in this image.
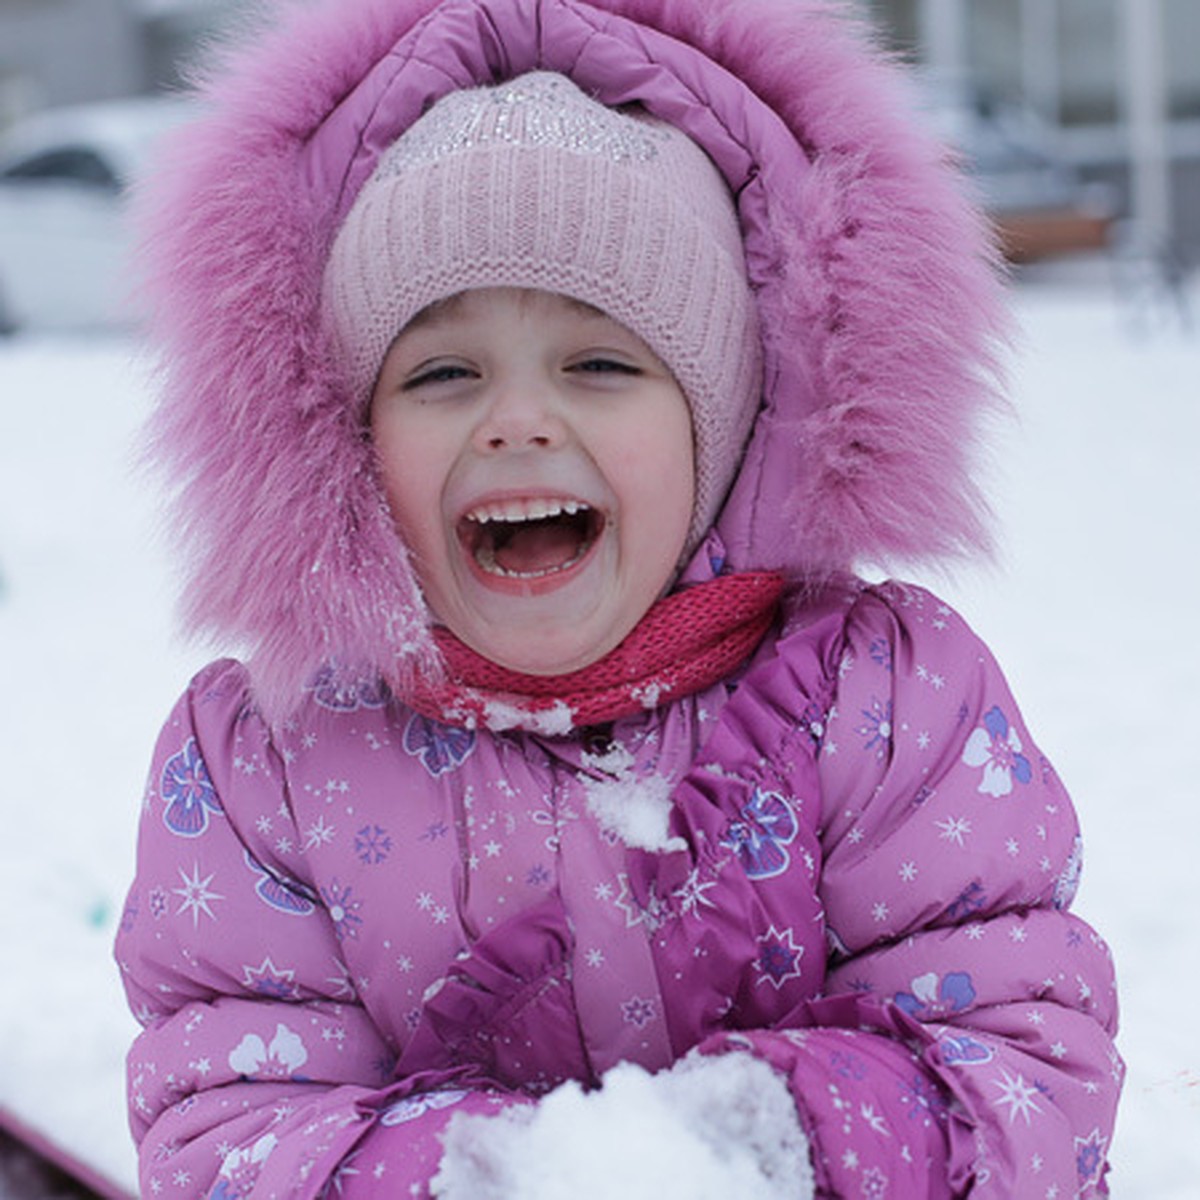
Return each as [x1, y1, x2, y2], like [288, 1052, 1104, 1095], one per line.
[116, 582, 1121, 1199]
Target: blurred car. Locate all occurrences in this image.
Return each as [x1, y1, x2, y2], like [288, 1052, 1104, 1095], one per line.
[0, 95, 192, 334]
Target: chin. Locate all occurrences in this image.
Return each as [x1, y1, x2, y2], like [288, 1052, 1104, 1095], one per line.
[469, 622, 623, 677]
[479, 642, 600, 677]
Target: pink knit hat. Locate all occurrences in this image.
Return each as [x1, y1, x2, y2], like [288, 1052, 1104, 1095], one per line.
[323, 71, 761, 551]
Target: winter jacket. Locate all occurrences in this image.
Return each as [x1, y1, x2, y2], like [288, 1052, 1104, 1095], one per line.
[118, 570, 1119, 1198]
[116, 0, 1121, 1196]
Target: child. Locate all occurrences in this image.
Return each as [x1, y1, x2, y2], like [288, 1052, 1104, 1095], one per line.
[116, 2, 1122, 1197]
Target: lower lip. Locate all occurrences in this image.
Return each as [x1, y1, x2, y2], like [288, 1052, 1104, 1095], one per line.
[462, 535, 601, 597]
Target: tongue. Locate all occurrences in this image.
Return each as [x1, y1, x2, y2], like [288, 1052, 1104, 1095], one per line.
[492, 518, 583, 574]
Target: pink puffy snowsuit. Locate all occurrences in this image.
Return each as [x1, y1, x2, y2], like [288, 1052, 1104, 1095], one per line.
[115, 1, 1122, 1197]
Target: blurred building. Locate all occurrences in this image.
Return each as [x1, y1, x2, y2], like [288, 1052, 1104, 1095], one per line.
[861, 0, 1198, 258]
[1, 0, 1196, 254]
[0, 0, 245, 118]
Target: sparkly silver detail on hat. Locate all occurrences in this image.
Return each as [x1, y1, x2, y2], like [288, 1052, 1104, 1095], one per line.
[370, 72, 664, 182]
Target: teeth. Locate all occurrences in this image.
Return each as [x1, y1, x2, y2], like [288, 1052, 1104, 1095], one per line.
[473, 539, 592, 579]
[465, 498, 588, 524]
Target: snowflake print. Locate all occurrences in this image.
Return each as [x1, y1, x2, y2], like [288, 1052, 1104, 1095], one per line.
[944, 881, 987, 920]
[173, 863, 223, 926]
[621, 996, 657, 1028]
[673, 867, 719, 917]
[829, 1050, 867, 1081]
[526, 863, 552, 888]
[962, 705, 1033, 796]
[324, 1151, 361, 1197]
[936, 815, 972, 847]
[720, 789, 799, 880]
[148, 886, 170, 920]
[402, 713, 476, 777]
[320, 879, 364, 942]
[856, 697, 893, 761]
[993, 1069, 1044, 1125]
[899, 1071, 949, 1127]
[754, 924, 805, 990]
[160, 738, 222, 837]
[860, 1167, 889, 1197]
[354, 824, 392, 865]
[326, 959, 357, 1001]
[303, 816, 336, 851]
[861, 1107, 887, 1136]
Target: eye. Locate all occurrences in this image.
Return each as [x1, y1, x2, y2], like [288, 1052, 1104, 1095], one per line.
[401, 361, 477, 391]
[567, 356, 643, 377]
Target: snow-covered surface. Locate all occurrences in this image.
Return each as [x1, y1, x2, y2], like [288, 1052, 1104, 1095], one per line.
[0, 274, 1197, 1196]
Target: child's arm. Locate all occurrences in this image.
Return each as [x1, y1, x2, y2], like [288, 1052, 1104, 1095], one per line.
[114, 660, 527, 1200]
[696, 583, 1120, 1198]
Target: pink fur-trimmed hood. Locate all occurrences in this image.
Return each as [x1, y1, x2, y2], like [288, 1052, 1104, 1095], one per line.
[136, 0, 1008, 717]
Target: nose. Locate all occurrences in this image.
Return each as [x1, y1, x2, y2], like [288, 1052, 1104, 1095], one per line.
[472, 382, 567, 453]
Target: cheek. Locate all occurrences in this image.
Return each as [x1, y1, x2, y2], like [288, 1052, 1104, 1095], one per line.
[371, 416, 447, 554]
[639, 414, 695, 529]
[607, 410, 695, 573]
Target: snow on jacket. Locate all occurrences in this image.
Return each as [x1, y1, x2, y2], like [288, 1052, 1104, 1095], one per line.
[116, 0, 1121, 1196]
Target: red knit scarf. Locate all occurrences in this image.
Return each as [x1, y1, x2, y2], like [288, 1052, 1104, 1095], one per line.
[408, 571, 784, 732]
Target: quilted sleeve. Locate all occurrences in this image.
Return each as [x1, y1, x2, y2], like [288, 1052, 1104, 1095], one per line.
[703, 583, 1121, 1198]
[114, 661, 522, 1200]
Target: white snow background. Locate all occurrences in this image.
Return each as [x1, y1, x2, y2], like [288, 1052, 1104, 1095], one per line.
[1, 272, 1197, 1197]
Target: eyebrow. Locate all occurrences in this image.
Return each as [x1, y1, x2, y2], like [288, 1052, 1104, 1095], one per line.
[401, 293, 470, 333]
[403, 290, 609, 334]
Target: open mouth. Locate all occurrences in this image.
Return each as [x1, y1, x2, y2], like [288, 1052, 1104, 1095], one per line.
[458, 498, 604, 580]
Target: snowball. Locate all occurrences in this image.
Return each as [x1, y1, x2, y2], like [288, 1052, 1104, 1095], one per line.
[431, 1052, 813, 1200]
[583, 772, 685, 853]
[579, 743, 684, 853]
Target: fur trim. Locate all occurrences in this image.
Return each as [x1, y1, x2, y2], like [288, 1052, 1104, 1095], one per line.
[135, 0, 1009, 719]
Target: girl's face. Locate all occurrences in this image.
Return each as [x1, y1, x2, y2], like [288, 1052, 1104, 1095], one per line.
[370, 287, 695, 676]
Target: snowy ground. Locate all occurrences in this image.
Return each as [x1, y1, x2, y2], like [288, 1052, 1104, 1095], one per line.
[0, 270, 1197, 1197]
